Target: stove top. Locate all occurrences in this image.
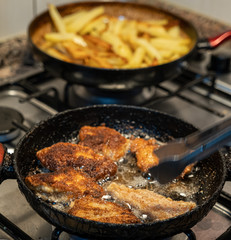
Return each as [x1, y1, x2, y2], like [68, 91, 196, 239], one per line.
[0, 48, 230, 240]
[1, 3, 231, 238]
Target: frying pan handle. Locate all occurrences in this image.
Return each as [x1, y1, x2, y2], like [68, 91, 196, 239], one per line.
[197, 30, 231, 49]
[0, 143, 17, 183]
[0, 143, 5, 167]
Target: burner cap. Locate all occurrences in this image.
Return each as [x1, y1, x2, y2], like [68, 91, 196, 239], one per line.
[68, 85, 156, 107]
[0, 107, 24, 142]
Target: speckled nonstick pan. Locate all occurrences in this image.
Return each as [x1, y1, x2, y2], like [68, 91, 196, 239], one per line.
[28, 1, 231, 90]
[0, 105, 230, 239]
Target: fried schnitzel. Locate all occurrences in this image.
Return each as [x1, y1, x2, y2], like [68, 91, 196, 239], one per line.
[36, 142, 117, 180]
[79, 125, 130, 162]
[131, 138, 193, 177]
[130, 138, 159, 172]
[25, 167, 104, 202]
[107, 182, 196, 221]
[68, 195, 141, 224]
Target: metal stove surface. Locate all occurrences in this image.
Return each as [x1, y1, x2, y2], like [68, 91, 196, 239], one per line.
[0, 87, 57, 239]
[0, 87, 57, 151]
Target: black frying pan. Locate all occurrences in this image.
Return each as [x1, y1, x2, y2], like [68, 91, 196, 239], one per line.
[28, 1, 231, 90]
[0, 105, 230, 239]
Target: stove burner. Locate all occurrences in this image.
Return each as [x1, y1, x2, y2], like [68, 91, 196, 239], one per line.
[0, 107, 24, 142]
[67, 85, 156, 107]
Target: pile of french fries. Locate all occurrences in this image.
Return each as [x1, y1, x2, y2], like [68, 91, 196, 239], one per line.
[38, 4, 193, 69]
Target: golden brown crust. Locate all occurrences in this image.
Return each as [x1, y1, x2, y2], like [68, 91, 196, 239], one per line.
[107, 183, 196, 221]
[36, 142, 117, 180]
[130, 137, 194, 177]
[79, 126, 130, 162]
[68, 195, 141, 224]
[25, 167, 104, 199]
[130, 138, 159, 172]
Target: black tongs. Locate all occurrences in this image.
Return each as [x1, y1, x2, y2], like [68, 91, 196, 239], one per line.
[149, 117, 231, 184]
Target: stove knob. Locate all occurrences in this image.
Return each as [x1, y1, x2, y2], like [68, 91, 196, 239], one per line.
[208, 53, 231, 73]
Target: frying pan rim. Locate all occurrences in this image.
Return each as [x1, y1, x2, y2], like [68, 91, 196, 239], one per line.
[28, 0, 198, 72]
[14, 104, 227, 230]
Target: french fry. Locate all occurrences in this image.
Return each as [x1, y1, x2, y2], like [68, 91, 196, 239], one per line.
[125, 47, 146, 68]
[90, 55, 113, 68]
[62, 41, 90, 59]
[107, 56, 126, 67]
[46, 47, 72, 62]
[101, 32, 132, 61]
[137, 23, 169, 38]
[39, 41, 54, 51]
[169, 53, 181, 62]
[168, 25, 181, 38]
[48, 4, 66, 34]
[120, 20, 138, 43]
[66, 6, 104, 33]
[133, 37, 162, 61]
[44, 32, 87, 47]
[83, 35, 111, 51]
[158, 49, 174, 59]
[63, 10, 87, 25]
[143, 55, 153, 66]
[80, 15, 108, 35]
[150, 38, 190, 55]
[108, 17, 126, 35]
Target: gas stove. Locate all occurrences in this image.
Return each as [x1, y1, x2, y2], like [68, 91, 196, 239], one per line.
[1, 21, 231, 240]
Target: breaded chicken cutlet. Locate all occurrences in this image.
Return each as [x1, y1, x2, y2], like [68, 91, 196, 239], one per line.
[68, 195, 141, 224]
[130, 138, 193, 177]
[79, 125, 130, 162]
[36, 142, 117, 180]
[107, 183, 196, 221]
[25, 167, 104, 202]
[130, 138, 159, 172]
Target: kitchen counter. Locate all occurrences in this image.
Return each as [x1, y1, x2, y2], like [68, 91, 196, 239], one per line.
[0, 0, 231, 84]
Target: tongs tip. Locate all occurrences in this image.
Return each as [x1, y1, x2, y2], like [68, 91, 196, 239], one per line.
[148, 160, 183, 184]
